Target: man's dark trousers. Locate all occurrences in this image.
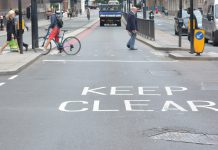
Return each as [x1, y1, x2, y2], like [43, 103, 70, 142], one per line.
[127, 32, 136, 49]
[126, 11, 138, 49]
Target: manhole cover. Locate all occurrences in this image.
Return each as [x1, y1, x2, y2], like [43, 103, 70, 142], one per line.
[201, 82, 218, 90]
[150, 131, 218, 145]
[149, 70, 180, 77]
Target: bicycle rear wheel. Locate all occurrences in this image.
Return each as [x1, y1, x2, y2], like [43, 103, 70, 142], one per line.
[63, 36, 81, 55]
[38, 37, 51, 55]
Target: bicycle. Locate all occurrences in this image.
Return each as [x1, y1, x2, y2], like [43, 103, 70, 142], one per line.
[38, 29, 81, 55]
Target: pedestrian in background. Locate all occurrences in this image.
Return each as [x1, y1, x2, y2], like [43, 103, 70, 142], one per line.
[0, 10, 19, 54]
[155, 6, 159, 14]
[126, 7, 138, 50]
[14, 10, 29, 51]
[86, 7, 90, 20]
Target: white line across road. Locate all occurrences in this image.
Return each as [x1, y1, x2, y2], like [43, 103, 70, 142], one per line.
[43, 60, 178, 63]
[0, 82, 5, 86]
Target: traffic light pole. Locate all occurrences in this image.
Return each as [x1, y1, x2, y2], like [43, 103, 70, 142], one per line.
[31, 0, 39, 49]
[18, 0, 23, 54]
[190, 0, 194, 53]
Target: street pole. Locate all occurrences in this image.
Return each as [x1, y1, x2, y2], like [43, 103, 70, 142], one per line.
[178, 0, 182, 47]
[190, 0, 194, 53]
[31, 0, 39, 49]
[18, 0, 23, 54]
[143, 0, 147, 19]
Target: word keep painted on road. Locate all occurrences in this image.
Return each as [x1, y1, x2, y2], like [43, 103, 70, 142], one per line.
[59, 86, 218, 112]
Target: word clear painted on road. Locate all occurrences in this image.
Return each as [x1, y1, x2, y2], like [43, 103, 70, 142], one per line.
[59, 100, 218, 112]
[59, 86, 218, 112]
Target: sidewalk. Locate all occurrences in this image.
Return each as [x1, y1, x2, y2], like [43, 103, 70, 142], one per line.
[123, 16, 218, 60]
[137, 28, 218, 60]
[0, 16, 99, 75]
[0, 16, 71, 37]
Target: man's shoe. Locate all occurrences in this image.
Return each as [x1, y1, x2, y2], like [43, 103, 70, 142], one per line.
[127, 45, 130, 48]
[130, 48, 138, 50]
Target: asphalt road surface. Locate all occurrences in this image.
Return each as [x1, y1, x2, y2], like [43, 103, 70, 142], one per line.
[1, 19, 218, 150]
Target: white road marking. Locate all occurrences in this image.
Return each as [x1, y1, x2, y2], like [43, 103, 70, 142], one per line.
[8, 75, 18, 80]
[0, 82, 5, 86]
[43, 59, 178, 63]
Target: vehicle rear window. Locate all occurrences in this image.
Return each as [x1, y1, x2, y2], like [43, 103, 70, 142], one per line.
[216, 5, 218, 18]
[100, 5, 121, 11]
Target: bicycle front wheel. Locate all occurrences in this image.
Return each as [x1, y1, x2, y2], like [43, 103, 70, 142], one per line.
[63, 36, 81, 55]
[38, 37, 51, 55]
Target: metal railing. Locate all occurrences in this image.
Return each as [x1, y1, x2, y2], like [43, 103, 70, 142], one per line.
[123, 13, 155, 41]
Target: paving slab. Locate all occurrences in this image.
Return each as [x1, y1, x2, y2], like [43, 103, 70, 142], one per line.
[0, 51, 42, 75]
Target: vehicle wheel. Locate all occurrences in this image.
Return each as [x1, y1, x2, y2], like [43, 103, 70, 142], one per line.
[100, 22, 104, 26]
[117, 21, 121, 26]
[213, 41, 218, 46]
[205, 38, 208, 43]
[63, 36, 81, 55]
[38, 37, 51, 55]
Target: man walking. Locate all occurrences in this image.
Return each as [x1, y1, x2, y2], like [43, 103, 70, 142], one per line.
[14, 10, 29, 51]
[126, 7, 138, 50]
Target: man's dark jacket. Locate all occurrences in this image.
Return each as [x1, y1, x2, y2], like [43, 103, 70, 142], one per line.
[126, 11, 138, 31]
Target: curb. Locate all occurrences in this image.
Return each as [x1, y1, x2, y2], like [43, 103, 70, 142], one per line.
[0, 51, 42, 75]
[169, 53, 218, 61]
[65, 18, 99, 37]
[136, 35, 190, 51]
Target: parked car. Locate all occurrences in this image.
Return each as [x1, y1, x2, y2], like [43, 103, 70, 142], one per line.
[202, 0, 218, 46]
[174, 10, 190, 35]
[188, 9, 203, 41]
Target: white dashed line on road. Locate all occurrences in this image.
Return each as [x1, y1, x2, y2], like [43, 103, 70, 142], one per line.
[8, 75, 18, 80]
[0, 82, 5, 86]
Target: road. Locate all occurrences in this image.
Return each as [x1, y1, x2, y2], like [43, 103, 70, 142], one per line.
[1, 14, 218, 150]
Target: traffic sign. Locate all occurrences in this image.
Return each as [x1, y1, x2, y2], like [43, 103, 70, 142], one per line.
[194, 29, 205, 55]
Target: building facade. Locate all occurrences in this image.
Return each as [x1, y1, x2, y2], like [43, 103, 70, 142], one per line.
[145, 0, 204, 15]
[0, 0, 50, 14]
[64, 0, 85, 13]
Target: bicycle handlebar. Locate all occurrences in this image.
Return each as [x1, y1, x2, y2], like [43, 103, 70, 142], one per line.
[44, 28, 68, 32]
